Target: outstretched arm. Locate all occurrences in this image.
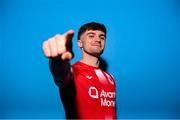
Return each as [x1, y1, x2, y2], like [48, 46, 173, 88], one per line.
[42, 30, 74, 87]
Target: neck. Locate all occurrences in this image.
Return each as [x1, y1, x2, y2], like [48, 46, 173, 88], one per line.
[80, 51, 100, 67]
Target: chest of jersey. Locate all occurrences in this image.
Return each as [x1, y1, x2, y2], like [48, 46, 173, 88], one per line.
[72, 62, 116, 119]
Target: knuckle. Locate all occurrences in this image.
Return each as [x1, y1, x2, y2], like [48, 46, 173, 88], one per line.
[55, 34, 61, 38]
[52, 48, 57, 53]
[43, 48, 50, 57]
[51, 48, 58, 56]
[55, 34, 62, 41]
[42, 41, 48, 51]
[43, 41, 47, 47]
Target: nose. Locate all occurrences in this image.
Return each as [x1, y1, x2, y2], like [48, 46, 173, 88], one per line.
[94, 36, 101, 43]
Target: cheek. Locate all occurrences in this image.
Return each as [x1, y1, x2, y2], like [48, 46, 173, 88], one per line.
[82, 41, 90, 49]
[84, 40, 92, 46]
[102, 41, 105, 48]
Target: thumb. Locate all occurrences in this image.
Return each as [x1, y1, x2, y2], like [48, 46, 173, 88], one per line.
[61, 51, 73, 61]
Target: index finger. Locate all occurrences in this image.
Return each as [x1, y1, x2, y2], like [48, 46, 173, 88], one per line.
[63, 29, 74, 43]
[63, 30, 74, 54]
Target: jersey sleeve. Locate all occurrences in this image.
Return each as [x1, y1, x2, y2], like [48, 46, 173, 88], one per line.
[49, 59, 74, 88]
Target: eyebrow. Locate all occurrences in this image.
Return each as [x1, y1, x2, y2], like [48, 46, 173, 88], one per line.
[87, 32, 95, 35]
[87, 32, 105, 37]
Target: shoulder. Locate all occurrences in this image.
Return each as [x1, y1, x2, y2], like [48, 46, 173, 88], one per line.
[105, 71, 115, 79]
[71, 61, 82, 69]
[100, 69, 114, 78]
[71, 61, 85, 74]
[103, 70, 116, 85]
[71, 61, 79, 67]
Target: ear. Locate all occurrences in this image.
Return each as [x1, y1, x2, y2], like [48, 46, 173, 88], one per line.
[77, 39, 83, 48]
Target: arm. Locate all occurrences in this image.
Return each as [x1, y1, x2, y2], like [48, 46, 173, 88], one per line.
[42, 30, 74, 87]
[49, 59, 73, 87]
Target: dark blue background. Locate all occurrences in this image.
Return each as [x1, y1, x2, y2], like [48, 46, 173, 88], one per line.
[1, 0, 179, 119]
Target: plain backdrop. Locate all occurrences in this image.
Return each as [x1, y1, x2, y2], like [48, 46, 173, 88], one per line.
[0, 0, 180, 119]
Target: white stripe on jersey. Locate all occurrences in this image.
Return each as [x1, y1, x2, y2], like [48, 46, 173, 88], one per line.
[95, 69, 108, 84]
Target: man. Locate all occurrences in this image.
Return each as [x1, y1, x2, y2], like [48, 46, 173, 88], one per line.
[42, 22, 116, 119]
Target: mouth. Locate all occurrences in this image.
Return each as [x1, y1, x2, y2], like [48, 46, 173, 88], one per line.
[92, 44, 101, 47]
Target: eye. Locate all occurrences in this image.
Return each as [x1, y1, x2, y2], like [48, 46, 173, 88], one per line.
[100, 36, 105, 40]
[89, 35, 94, 38]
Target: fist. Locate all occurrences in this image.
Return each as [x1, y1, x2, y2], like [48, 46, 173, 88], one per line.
[42, 30, 74, 60]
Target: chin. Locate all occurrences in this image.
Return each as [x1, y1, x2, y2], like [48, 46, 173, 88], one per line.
[91, 51, 104, 57]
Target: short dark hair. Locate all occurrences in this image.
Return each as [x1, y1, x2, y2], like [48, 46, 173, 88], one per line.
[78, 22, 107, 40]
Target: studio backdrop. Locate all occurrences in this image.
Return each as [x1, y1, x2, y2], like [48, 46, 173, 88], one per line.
[0, 0, 179, 119]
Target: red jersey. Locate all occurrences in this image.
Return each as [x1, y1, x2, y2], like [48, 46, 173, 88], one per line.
[71, 61, 116, 119]
[51, 61, 116, 119]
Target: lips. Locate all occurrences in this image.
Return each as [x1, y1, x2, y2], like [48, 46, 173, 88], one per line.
[92, 44, 101, 47]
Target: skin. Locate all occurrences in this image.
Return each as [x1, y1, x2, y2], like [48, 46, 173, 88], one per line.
[42, 29, 106, 67]
[78, 30, 106, 67]
[42, 30, 74, 60]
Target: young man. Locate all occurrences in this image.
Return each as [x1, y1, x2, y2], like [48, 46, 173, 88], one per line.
[42, 22, 116, 119]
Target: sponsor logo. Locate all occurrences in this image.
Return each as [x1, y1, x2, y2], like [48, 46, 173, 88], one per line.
[100, 90, 115, 107]
[88, 86, 98, 99]
[88, 86, 115, 107]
